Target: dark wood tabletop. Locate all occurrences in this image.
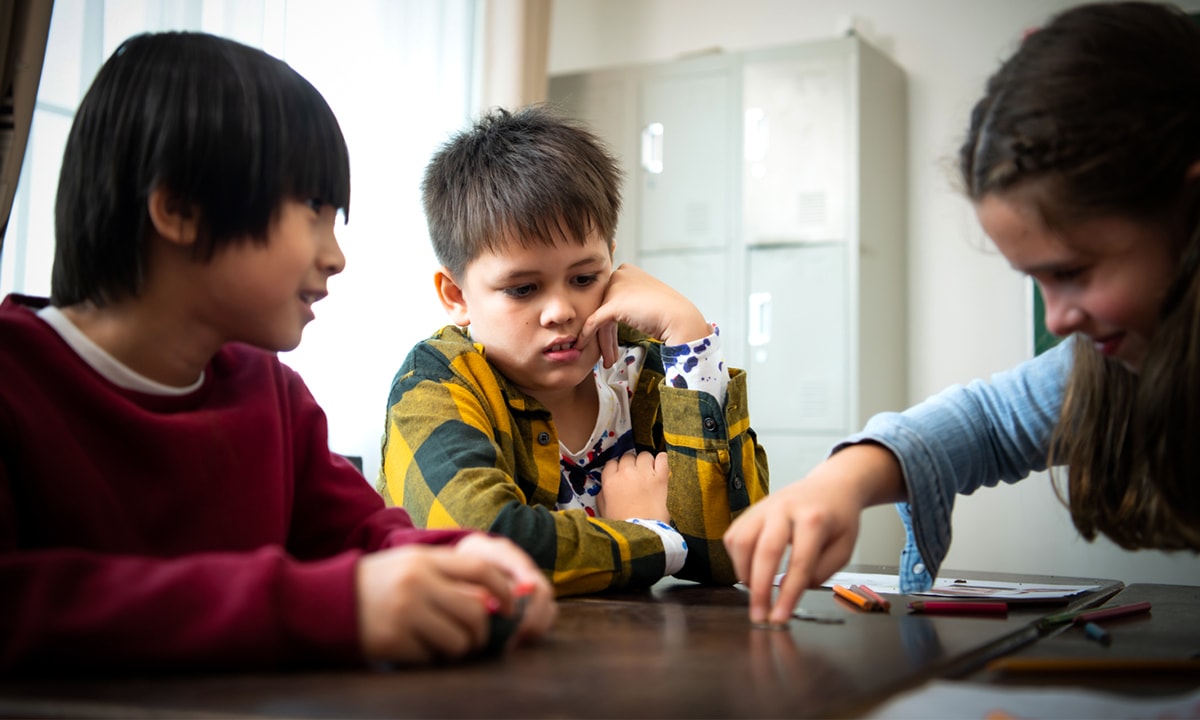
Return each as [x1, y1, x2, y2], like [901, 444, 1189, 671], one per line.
[971, 582, 1200, 694]
[3, 567, 1192, 720]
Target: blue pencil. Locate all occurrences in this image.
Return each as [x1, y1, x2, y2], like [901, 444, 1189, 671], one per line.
[1082, 621, 1112, 646]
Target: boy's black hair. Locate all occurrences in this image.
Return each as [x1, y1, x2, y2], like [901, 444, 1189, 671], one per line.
[51, 31, 351, 307]
[421, 104, 622, 280]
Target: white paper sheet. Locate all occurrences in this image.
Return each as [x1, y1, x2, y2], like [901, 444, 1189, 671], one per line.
[772, 571, 1101, 601]
[863, 679, 1200, 719]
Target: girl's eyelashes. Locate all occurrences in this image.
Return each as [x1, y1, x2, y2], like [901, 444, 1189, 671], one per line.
[1049, 266, 1086, 283]
[1029, 265, 1087, 286]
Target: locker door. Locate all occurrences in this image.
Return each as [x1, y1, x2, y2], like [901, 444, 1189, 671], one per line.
[549, 70, 640, 266]
[639, 66, 732, 252]
[746, 243, 848, 434]
[743, 47, 849, 245]
[638, 250, 730, 336]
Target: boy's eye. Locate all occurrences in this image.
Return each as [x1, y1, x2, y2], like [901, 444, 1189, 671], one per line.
[571, 273, 600, 287]
[503, 284, 535, 299]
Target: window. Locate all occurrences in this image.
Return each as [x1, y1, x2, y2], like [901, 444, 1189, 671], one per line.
[1, 0, 480, 483]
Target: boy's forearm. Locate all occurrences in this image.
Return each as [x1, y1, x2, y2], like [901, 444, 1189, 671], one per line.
[661, 370, 768, 584]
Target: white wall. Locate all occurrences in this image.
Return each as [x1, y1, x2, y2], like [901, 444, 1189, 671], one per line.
[547, 0, 1200, 586]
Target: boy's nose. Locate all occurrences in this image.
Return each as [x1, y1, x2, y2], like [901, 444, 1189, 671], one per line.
[541, 292, 575, 326]
[321, 232, 346, 276]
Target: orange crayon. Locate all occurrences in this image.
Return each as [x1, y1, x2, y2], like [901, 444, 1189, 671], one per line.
[832, 584, 876, 611]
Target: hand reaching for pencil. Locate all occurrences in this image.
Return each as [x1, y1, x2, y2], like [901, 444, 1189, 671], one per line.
[724, 443, 907, 625]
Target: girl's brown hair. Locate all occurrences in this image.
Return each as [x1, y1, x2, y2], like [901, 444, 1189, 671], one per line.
[960, 2, 1200, 550]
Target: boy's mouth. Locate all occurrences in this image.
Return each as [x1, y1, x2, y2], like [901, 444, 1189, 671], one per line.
[544, 338, 577, 353]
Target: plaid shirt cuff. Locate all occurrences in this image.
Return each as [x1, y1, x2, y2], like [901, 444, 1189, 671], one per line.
[627, 518, 687, 576]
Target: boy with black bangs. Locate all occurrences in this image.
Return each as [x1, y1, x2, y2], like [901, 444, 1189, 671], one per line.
[0, 32, 555, 673]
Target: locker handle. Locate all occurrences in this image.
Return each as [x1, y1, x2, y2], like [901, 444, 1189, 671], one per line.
[748, 292, 772, 347]
[744, 108, 768, 162]
[641, 122, 664, 174]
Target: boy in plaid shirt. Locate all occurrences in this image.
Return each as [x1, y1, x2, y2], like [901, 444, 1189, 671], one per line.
[380, 105, 769, 596]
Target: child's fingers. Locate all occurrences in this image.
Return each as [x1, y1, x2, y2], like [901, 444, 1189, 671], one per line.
[652, 451, 670, 478]
[407, 583, 494, 661]
[743, 515, 792, 625]
[437, 549, 518, 613]
[357, 548, 498, 664]
[452, 535, 553, 617]
[769, 516, 834, 625]
[578, 314, 617, 356]
[513, 580, 558, 644]
[577, 305, 615, 350]
[451, 536, 557, 649]
[598, 321, 619, 368]
[769, 558, 810, 626]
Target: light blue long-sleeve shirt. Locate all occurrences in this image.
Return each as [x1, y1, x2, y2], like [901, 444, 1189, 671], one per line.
[836, 337, 1075, 591]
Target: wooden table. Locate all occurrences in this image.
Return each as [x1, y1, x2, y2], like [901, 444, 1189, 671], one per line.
[973, 582, 1200, 692]
[3, 568, 1193, 719]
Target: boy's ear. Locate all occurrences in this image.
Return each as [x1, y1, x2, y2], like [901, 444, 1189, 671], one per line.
[147, 187, 199, 247]
[434, 267, 470, 326]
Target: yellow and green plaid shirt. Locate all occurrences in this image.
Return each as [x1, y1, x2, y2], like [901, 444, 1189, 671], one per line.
[378, 324, 769, 597]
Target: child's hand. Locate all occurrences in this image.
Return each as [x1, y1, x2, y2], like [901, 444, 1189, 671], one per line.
[452, 534, 557, 647]
[722, 443, 905, 626]
[356, 539, 555, 665]
[578, 264, 711, 368]
[596, 450, 671, 523]
[356, 546, 500, 664]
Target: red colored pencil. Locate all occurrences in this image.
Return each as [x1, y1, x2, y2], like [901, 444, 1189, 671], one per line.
[832, 583, 876, 611]
[908, 600, 1008, 615]
[853, 584, 891, 612]
[1073, 600, 1152, 625]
